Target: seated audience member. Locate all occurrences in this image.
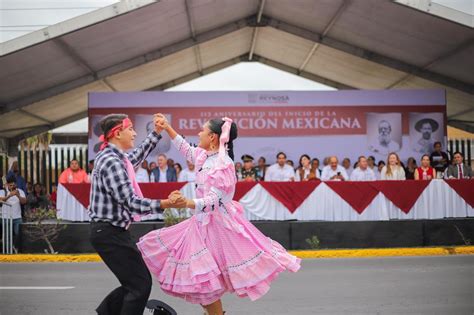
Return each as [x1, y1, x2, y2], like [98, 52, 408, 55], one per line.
[148, 162, 157, 181]
[240, 155, 259, 182]
[405, 157, 417, 180]
[256, 157, 267, 181]
[136, 160, 150, 183]
[26, 183, 50, 211]
[286, 160, 295, 169]
[350, 156, 376, 181]
[323, 157, 330, 167]
[235, 162, 243, 181]
[311, 158, 322, 177]
[151, 154, 177, 182]
[167, 158, 175, 169]
[295, 154, 318, 181]
[381, 152, 406, 180]
[0, 176, 27, 252]
[58, 159, 89, 184]
[430, 141, 449, 176]
[367, 156, 379, 179]
[446, 151, 473, 179]
[87, 159, 94, 182]
[342, 157, 353, 177]
[265, 152, 295, 181]
[178, 160, 196, 182]
[415, 154, 436, 180]
[321, 156, 348, 181]
[174, 163, 183, 180]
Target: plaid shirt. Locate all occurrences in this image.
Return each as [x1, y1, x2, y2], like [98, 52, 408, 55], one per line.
[88, 132, 162, 228]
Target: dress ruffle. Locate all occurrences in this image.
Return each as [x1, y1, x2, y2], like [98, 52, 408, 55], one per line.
[137, 211, 300, 305]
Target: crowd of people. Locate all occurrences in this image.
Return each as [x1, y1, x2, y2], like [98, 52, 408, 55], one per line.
[234, 141, 472, 182]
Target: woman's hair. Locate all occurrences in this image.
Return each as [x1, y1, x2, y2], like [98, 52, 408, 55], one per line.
[298, 154, 311, 168]
[208, 118, 238, 160]
[100, 113, 128, 137]
[174, 163, 183, 172]
[421, 154, 431, 164]
[385, 152, 401, 177]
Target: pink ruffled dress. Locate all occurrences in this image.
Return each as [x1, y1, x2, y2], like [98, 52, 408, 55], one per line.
[137, 135, 301, 305]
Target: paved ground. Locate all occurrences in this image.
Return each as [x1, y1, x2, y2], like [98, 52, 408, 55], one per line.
[0, 255, 473, 315]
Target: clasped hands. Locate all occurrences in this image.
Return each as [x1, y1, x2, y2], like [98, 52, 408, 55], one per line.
[153, 113, 169, 134]
[167, 190, 187, 208]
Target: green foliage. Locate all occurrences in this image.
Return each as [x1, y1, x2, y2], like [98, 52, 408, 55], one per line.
[163, 208, 188, 227]
[305, 235, 321, 250]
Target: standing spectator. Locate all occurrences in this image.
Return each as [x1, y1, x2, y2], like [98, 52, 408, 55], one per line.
[26, 182, 33, 195]
[58, 159, 90, 184]
[430, 142, 449, 176]
[0, 176, 27, 253]
[311, 158, 322, 177]
[256, 157, 267, 181]
[7, 161, 27, 193]
[350, 156, 376, 181]
[178, 160, 196, 183]
[174, 163, 183, 180]
[342, 158, 353, 177]
[321, 156, 348, 181]
[240, 155, 259, 182]
[26, 183, 50, 211]
[295, 154, 318, 181]
[265, 152, 295, 181]
[415, 154, 436, 180]
[151, 154, 177, 182]
[405, 157, 417, 180]
[446, 151, 473, 179]
[381, 153, 406, 180]
[135, 160, 150, 183]
[235, 162, 243, 181]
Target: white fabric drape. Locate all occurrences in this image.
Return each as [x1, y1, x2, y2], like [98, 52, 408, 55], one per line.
[57, 181, 473, 222]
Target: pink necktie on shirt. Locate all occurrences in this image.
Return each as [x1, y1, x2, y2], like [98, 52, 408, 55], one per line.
[124, 157, 144, 222]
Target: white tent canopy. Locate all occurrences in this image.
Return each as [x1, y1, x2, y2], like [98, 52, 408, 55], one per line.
[0, 0, 473, 154]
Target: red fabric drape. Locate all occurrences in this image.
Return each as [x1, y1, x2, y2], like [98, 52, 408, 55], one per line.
[444, 179, 474, 208]
[233, 182, 258, 201]
[260, 181, 321, 213]
[371, 180, 430, 214]
[325, 181, 379, 214]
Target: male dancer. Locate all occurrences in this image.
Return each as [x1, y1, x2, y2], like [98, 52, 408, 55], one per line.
[89, 113, 184, 315]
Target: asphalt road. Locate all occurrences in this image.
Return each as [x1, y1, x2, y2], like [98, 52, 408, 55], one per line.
[1, 255, 473, 315]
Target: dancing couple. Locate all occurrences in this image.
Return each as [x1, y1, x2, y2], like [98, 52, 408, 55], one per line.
[89, 113, 300, 315]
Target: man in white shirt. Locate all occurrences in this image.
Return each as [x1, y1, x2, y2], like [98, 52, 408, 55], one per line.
[321, 156, 348, 181]
[342, 157, 353, 177]
[135, 160, 150, 183]
[0, 176, 27, 253]
[265, 152, 295, 181]
[178, 160, 196, 183]
[350, 156, 376, 181]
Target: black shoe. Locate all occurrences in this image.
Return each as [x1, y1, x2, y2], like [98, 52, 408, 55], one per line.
[146, 299, 177, 315]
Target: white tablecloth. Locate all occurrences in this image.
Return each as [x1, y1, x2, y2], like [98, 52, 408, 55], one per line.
[57, 180, 473, 222]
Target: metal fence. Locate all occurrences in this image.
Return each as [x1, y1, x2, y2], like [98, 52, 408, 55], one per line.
[1, 145, 88, 194]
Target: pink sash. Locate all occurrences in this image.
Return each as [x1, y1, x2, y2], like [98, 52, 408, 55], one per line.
[124, 157, 144, 222]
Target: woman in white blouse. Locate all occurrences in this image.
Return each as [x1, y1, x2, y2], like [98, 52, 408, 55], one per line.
[381, 152, 406, 180]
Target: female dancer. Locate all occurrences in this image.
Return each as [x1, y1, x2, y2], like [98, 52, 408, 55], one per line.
[137, 116, 301, 315]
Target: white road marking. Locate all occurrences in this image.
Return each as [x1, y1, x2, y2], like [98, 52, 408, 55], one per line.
[0, 286, 75, 290]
